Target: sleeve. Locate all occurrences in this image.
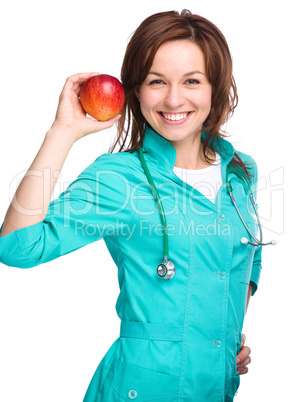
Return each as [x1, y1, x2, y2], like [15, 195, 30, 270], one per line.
[248, 155, 262, 296]
[0, 153, 134, 268]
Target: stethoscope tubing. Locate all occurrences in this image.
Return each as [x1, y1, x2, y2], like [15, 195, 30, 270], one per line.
[138, 145, 276, 278]
[228, 190, 262, 246]
[138, 147, 169, 260]
[225, 166, 275, 246]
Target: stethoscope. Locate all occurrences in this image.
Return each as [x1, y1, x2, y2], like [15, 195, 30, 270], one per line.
[138, 146, 276, 280]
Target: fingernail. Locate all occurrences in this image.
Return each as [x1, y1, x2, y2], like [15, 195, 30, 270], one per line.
[236, 358, 240, 364]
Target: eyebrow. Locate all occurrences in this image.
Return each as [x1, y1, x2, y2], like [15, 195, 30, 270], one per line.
[148, 70, 205, 77]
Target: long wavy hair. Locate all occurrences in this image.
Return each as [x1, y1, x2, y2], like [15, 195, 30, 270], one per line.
[110, 9, 252, 181]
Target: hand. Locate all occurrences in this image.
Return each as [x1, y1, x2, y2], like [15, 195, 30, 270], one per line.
[50, 72, 121, 142]
[236, 333, 251, 375]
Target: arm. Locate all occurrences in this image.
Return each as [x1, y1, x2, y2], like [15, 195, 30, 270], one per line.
[0, 152, 134, 268]
[248, 158, 263, 296]
[0, 73, 120, 238]
[236, 158, 262, 375]
[0, 128, 75, 237]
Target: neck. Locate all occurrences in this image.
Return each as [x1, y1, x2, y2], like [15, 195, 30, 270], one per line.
[169, 135, 216, 170]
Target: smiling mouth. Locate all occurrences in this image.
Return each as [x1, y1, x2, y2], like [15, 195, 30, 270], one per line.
[159, 112, 191, 121]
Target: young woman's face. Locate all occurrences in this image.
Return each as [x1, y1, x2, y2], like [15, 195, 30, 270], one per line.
[137, 40, 212, 145]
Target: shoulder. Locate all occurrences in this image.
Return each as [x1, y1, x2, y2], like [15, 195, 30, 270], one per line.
[94, 151, 135, 168]
[77, 151, 138, 184]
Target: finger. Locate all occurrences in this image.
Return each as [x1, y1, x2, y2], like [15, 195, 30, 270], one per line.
[237, 366, 248, 375]
[73, 72, 100, 96]
[237, 355, 251, 369]
[236, 345, 251, 364]
[69, 72, 100, 85]
[241, 333, 246, 348]
[237, 356, 251, 367]
[60, 73, 100, 98]
[236, 345, 251, 362]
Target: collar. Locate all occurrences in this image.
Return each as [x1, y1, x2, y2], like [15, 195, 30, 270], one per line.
[142, 125, 235, 170]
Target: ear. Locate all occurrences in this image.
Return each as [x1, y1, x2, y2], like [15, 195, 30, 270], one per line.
[134, 86, 140, 101]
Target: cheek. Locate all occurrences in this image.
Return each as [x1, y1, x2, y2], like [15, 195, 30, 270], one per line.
[139, 89, 161, 113]
[195, 90, 212, 112]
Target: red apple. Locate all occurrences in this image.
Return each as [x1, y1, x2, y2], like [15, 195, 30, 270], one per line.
[80, 74, 125, 121]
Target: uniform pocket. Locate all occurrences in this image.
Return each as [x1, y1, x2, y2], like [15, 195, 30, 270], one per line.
[102, 357, 180, 401]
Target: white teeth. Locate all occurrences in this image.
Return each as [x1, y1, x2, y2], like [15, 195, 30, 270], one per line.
[162, 112, 189, 121]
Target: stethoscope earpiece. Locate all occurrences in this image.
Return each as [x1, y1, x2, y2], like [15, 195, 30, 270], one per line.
[241, 237, 277, 246]
[241, 237, 249, 244]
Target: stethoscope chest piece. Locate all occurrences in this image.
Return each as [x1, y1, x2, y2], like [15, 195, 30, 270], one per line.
[157, 259, 175, 280]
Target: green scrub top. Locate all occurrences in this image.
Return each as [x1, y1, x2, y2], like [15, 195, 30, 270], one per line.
[0, 126, 262, 401]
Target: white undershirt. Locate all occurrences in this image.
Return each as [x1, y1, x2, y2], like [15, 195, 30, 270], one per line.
[173, 152, 223, 204]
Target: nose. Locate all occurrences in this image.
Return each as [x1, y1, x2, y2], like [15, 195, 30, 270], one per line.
[164, 85, 185, 108]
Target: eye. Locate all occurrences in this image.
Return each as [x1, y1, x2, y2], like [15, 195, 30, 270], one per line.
[149, 79, 165, 86]
[185, 79, 200, 85]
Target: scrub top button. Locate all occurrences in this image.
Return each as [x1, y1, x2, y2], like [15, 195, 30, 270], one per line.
[218, 213, 225, 221]
[213, 339, 222, 348]
[218, 271, 226, 279]
[128, 390, 137, 399]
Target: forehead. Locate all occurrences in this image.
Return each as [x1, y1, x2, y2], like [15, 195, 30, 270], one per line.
[150, 40, 206, 72]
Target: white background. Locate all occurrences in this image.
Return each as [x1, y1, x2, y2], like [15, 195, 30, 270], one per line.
[0, 0, 290, 400]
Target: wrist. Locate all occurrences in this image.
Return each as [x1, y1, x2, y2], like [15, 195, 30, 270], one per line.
[46, 126, 77, 148]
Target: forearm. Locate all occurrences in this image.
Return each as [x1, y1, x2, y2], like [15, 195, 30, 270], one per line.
[0, 73, 121, 239]
[0, 128, 75, 237]
[245, 282, 254, 314]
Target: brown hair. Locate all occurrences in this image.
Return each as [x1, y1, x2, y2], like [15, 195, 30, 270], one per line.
[110, 9, 253, 181]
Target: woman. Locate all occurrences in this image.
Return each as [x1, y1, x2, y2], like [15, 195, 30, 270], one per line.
[0, 10, 259, 402]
